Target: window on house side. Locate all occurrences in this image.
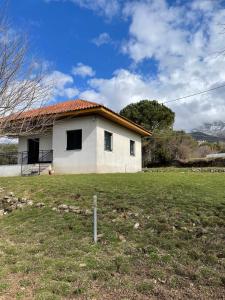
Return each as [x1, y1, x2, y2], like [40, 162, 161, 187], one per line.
[104, 131, 112, 151]
[66, 129, 82, 150]
[130, 140, 135, 156]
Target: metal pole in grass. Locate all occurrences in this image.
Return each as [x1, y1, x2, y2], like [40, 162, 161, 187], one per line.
[93, 195, 97, 243]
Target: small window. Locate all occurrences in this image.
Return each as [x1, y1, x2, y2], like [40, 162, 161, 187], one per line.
[130, 140, 135, 156]
[66, 129, 82, 150]
[104, 131, 112, 151]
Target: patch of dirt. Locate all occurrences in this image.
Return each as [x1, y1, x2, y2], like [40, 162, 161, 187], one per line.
[71, 284, 225, 300]
[70, 193, 81, 200]
[151, 285, 225, 300]
[0, 273, 38, 300]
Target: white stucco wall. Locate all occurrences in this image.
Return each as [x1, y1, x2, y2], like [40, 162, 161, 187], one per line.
[52, 115, 142, 174]
[15, 115, 142, 174]
[96, 117, 142, 173]
[0, 165, 21, 176]
[52, 116, 97, 173]
[18, 132, 53, 152]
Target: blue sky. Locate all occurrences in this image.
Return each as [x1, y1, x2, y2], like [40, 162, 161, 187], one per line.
[7, 0, 225, 130]
[9, 0, 132, 82]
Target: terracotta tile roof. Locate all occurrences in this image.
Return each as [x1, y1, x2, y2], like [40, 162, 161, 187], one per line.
[7, 99, 151, 136]
[16, 99, 101, 119]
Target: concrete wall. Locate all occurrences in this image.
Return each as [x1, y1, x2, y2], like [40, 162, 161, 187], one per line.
[0, 165, 21, 177]
[52, 116, 97, 174]
[96, 116, 142, 173]
[206, 153, 225, 158]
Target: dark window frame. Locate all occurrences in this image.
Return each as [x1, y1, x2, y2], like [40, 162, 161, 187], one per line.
[130, 140, 135, 156]
[66, 129, 82, 151]
[104, 131, 113, 152]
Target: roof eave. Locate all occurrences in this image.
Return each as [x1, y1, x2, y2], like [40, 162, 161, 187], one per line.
[3, 105, 151, 137]
[56, 106, 151, 137]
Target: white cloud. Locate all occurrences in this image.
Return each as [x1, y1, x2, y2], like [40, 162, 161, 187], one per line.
[45, 71, 79, 99]
[119, 0, 225, 130]
[72, 63, 95, 78]
[79, 69, 154, 111]
[92, 32, 111, 46]
[43, 0, 225, 131]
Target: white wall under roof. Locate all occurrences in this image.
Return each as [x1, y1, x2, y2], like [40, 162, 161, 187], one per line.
[16, 115, 142, 174]
[18, 132, 52, 152]
[96, 116, 142, 173]
[52, 116, 97, 173]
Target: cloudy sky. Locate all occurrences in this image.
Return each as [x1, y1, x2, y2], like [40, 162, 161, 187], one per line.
[8, 0, 225, 130]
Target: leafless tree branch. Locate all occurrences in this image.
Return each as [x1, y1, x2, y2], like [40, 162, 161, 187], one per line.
[0, 2, 54, 137]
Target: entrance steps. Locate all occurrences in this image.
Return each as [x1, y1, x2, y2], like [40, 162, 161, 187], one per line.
[21, 163, 51, 176]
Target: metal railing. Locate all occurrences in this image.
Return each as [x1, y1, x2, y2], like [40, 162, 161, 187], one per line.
[39, 150, 53, 163]
[20, 150, 53, 176]
[0, 152, 19, 165]
[0, 150, 53, 166]
[0, 150, 53, 176]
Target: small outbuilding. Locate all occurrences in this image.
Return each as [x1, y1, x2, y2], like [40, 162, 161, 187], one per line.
[0, 99, 151, 176]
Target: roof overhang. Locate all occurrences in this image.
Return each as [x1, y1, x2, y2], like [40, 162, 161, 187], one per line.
[56, 106, 151, 137]
[2, 104, 151, 137]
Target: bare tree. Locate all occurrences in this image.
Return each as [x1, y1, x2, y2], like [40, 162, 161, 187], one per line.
[0, 3, 53, 137]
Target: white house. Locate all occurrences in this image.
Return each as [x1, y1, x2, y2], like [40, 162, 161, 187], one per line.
[0, 99, 151, 176]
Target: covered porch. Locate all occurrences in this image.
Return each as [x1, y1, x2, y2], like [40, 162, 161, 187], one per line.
[0, 132, 53, 176]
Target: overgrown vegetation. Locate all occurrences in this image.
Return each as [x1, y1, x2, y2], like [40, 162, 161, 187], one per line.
[0, 143, 18, 153]
[0, 172, 224, 299]
[143, 130, 199, 166]
[0, 143, 18, 165]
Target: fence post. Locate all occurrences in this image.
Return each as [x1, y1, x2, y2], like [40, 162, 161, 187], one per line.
[21, 152, 23, 176]
[93, 195, 97, 243]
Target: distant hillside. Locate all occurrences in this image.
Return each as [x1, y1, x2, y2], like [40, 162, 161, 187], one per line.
[190, 131, 225, 143]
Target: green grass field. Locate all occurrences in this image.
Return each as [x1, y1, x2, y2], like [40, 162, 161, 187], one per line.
[0, 171, 224, 299]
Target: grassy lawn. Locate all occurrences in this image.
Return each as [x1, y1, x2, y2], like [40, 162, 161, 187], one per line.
[0, 171, 224, 299]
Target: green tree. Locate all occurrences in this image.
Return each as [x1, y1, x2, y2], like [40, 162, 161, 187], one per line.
[120, 100, 175, 131]
[142, 131, 199, 166]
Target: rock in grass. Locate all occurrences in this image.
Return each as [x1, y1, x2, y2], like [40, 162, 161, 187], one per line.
[35, 202, 45, 208]
[68, 205, 80, 213]
[4, 206, 13, 212]
[0, 209, 4, 216]
[79, 263, 86, 268]
[84, 209, 92, 216]
[11, 197, 18, 203]
[58, 204, 69, 210]
[27, 200, 33, 206]
[118, 234, 126, 242]
[134, 222, 140, 229]
[97, 233, 104, 240]
[16, 203, 26, 209]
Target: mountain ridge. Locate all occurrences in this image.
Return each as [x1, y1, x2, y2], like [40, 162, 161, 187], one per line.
[192, 121, 225, 138]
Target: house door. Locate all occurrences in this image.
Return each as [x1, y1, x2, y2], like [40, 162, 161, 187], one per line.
[28, 138, 39, 164]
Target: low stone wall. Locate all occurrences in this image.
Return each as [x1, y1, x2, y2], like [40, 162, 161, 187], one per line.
[143, 167, 225, 173]
[146, 157, 225, 168]
[0, 165, 21, 177]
